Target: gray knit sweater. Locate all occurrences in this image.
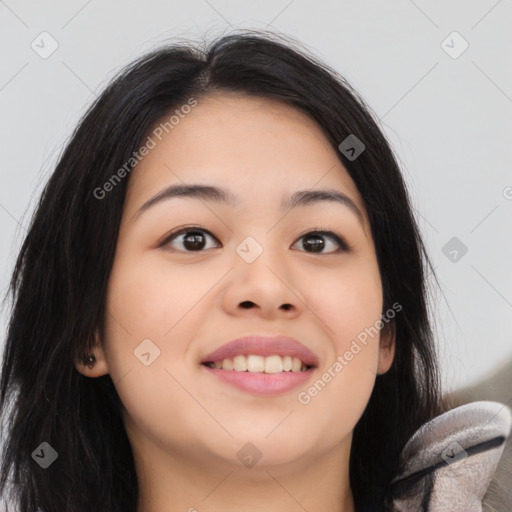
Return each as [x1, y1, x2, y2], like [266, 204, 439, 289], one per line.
[390, 401, 511, 511]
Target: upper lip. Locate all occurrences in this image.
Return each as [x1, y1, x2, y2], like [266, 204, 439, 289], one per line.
[200, 335, 319, 367]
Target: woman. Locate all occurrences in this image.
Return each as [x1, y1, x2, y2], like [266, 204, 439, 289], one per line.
[0, 29, 507, 512]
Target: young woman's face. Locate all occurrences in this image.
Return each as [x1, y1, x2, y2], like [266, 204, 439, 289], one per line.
[79, 93, 394, 474]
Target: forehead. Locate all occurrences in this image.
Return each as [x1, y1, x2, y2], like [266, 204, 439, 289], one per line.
[124, 93, 368, 224]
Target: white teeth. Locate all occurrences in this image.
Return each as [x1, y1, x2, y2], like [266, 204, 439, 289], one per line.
[222, 358, 234, 371]
[207, 354, 309, 372]
[247, 355, 265, 372]
[264, 355, 283, 373]
[233, 355, 246, 371]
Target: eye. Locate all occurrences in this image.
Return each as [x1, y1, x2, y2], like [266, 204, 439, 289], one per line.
[292, 230, 349, 254]
[160, 226, 350, 254]
[161, 226, 220, 252]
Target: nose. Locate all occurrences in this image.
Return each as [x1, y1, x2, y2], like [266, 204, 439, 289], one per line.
[220, 240, 304, 320]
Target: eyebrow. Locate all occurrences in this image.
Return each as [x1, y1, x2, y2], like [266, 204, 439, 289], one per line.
[132, 183, 365, 225]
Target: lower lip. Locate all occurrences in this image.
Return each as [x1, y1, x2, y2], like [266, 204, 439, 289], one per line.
[201, 364, 315, 395]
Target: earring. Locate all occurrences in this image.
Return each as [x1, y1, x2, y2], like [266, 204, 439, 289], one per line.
[82, 354, 96, 369]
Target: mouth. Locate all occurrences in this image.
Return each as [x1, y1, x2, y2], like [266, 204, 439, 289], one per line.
[199, 334, 319, 395]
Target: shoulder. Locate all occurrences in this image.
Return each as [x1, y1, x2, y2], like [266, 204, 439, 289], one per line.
[389, 401, 512, 511]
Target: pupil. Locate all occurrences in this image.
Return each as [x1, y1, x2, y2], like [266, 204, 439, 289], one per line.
[184, 231, 205, 250]
[304, 235, 324, 253]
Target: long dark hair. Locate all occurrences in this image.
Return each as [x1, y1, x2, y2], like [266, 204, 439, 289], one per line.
[0, 29, 443, 512]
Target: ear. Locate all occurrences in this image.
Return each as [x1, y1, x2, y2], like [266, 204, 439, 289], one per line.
[74, 330, 110, 378]
[377, 320, 396, 375]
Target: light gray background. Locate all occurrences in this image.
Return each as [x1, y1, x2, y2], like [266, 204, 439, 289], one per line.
[1, 0, 511, 396]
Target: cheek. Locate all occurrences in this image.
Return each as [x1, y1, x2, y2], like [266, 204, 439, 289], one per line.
[105, 252, 215, 340]
[101, 250, 225, 398]
[312, 255, 383, 348]
[300, 256, 383, 408]
[101, 254, 211, 442]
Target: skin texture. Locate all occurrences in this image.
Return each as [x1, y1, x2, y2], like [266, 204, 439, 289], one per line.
[75, 93, 395, 512]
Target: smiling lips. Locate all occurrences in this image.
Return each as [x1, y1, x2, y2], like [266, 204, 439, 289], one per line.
[200, 335, 319, 395]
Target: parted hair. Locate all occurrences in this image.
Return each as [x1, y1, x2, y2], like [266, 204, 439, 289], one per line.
[0, 29, 443, 512]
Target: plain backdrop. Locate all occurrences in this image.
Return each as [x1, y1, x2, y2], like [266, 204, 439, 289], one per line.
[1, 0, 511, 399]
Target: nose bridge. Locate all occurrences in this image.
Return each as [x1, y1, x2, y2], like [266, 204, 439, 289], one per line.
[230, 192, 297, 261]
[233, 216, 288, 272]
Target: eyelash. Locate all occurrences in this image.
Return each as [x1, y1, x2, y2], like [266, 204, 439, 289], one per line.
[159, 225, 351, 254]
